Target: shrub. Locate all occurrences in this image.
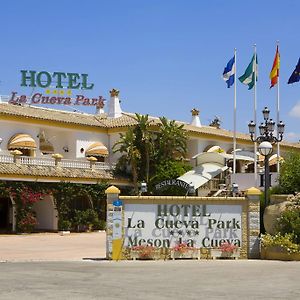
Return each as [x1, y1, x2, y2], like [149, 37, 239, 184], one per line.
[58, 219, 72, 231]
[278, 152, 300, 194]
[72, 209, 100, 231]
[18, 212, 38, 233]
[276, 206, 300, 244]
[261, 233, 300, 254]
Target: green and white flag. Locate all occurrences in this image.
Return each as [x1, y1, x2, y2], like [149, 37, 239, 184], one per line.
[238, 54, 258, 90]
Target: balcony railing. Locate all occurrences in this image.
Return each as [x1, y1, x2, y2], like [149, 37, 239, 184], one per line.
[0, 154, 115, 170]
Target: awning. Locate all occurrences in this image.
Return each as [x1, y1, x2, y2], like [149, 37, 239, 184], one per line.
[40, 141, 54, 153]
[178, 163, 228, 189]
[38, 131, 54, 153]
[8, 133, 37, 150]
[85, 142, 109, 157]
[258, 154, 283, 165]
[206, 145, 225, 153]
[269, 154, 284, 166]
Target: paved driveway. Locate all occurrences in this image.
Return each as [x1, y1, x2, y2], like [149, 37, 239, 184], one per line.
[0, 260, 300, 299]
[0, 232, 106, 262]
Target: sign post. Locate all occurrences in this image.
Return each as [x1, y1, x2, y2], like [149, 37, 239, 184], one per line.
[112, 200, 123, 261]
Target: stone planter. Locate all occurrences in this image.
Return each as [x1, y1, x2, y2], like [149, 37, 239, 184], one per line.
[261, 246, 300, 261]
[210, 248, 240, 260]
[269, 194, 293, 205]
[130, 249, 161, 260]
[170, 248, 201, 260]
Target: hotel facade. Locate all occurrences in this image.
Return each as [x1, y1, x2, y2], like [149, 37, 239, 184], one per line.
[0, 89, 299, 233]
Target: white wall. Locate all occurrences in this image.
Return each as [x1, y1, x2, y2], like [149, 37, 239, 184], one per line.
[230, 172, 279, 191]
[33, 195, 58, 231]
[0, 120, 110, 160]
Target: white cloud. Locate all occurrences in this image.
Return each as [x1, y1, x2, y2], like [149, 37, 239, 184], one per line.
[286, 132, 300, 142]
[289, 101, 300, 118]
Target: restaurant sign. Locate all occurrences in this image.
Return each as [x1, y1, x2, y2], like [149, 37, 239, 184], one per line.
[124, 203, 242, 248]
[8, 70, 105, 107]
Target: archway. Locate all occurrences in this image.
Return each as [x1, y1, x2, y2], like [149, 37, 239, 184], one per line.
[70, 192, 93, 211]
[0, 197, 13, 232]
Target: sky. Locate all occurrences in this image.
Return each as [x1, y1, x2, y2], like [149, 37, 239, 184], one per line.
[0, 0, 299, 141]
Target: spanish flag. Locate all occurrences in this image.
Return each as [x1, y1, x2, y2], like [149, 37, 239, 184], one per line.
[270, 45, 280, 88]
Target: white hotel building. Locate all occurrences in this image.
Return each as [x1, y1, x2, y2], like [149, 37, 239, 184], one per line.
[0, 89, 299, 232]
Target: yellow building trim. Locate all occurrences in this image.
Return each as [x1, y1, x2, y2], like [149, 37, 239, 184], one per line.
[105, 186, 121, 194]
[0, 173, 107, 182]
[246, 187, 261, 195]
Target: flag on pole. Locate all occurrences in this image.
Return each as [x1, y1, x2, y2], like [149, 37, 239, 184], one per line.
[288, 58, 300, 84]
[238, 54, 258, 90]
[270, 46, 280, 88]
[223, 56, 235, 88]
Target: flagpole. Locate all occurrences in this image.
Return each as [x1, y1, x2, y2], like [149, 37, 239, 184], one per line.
[233, 48, 237, 174]
[276, 41, 280, 175]
[253, 44, 258, 186]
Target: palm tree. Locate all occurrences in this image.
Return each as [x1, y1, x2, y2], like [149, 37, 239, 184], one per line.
[133, 113, 154, 184]
[113, 129, 141, 194]
[156, 117, 187, 161]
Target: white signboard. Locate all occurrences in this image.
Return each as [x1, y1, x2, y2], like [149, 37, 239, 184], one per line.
[112, 207, 123, 240]
[124, 204, 242, 248]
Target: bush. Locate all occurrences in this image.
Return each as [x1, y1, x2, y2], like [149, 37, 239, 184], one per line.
[72, 209, 100, 231]
[278, 152, 300, 194]
[18, 212, 38, 233]
[276, 206, 300, 244]
[93, 219, 106, 230]
[261, 233, 300, 254]
[58, 219, 71, 231]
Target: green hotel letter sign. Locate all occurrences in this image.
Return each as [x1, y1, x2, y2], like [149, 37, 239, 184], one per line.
[20, 70, 94, 90]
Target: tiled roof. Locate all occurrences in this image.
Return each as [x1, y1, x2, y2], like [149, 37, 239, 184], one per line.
[0, 162, 115, 181]
[0, 102, 138, 128]
[0, 102, 299, 149]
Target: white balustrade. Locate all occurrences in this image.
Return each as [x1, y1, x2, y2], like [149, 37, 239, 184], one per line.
[0, 154, 114, 170]
[0, 155, 14, 163]
[20, 156, 56, 166]
[61, 159, 90, 169]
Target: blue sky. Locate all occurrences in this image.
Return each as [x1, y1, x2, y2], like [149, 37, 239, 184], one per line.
[1, 0, 299, 141]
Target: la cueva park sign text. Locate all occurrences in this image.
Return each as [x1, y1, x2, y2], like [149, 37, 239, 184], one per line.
[8, 70, 105, 107]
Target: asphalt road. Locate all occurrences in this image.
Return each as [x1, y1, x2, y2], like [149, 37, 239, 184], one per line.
[0, 260, 299, 300]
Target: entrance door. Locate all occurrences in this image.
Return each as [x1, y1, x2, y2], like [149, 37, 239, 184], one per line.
[0, 198, 12, 232]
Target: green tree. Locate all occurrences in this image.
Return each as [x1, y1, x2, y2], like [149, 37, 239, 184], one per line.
[113, 129, 141, 194]
[113, 114, 189, 195]
[278, 152, 300, 194]
[150, 160, 192, 195]
[133, 113, 154, 183]
[155, 117, 187, 162]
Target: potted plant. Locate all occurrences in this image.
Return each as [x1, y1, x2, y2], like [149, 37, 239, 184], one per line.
[210, 242, 240, 259]
[261, 233, 300, 260]
[130, 245, 161, 260]
[170, 242, 200, 260]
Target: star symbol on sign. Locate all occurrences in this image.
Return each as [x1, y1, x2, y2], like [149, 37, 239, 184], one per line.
[67, 90, 72, 96]
[169, 230, 174, 236]
[178, 230, 183, 236]
[59, 90, 64, 95]
[186, 230, 192, 236]
[45, 89, 51, 94]
[194, 230, 199, 236]
[53, 90, 57, 95]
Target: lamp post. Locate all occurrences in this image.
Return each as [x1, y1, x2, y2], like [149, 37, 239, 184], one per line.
[248, 107, 285, 207]
[139, 181, 147, 195]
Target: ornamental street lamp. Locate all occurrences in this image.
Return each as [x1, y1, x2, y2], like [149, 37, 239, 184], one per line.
[139, 181, 147, 195]
[248, 107, 285, 207]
